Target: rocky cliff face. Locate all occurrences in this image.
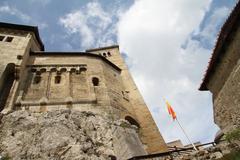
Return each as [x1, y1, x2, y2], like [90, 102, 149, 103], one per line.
[0, 110, 146, 160]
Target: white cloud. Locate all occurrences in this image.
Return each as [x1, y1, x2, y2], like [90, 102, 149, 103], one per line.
[60, 11, 94, 48]
[59, 1, 118, 49]
[38, 23, 48, 29]
[0, 5, 31, 22]
[58, 0, 232, 145]
[195, 6, 230, 46]
[117, 0, 230, 144]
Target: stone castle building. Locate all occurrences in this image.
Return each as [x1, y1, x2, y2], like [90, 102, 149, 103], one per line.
[0, 22, 168, 159]
[200, 1, 240, 133]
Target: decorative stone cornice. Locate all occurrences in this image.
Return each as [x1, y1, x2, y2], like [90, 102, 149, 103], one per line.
[28, 64, 87, 74]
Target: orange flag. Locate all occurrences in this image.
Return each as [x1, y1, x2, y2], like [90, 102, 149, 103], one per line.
[166, 100, 177, 120]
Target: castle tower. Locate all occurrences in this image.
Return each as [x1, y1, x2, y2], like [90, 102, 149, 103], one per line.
[86, 46, 168, 153]
[0, 22, 44, 112]
[0, 22, 167, 159]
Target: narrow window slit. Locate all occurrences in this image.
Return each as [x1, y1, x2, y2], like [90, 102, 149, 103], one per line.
[33, 75, 41, 84]
[55, 75, 61, 84]
[92, 77, 99, 86]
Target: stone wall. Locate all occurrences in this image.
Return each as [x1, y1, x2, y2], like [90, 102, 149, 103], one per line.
[0, 28, 42, 113]
[207, 22, 240, 133]
[213, 61, 240, 132]
[87, 47, 168, 153]
[0, 28, 41, 78]
[207, 22, 240, 99]
[22, 65, 91, 102]
[15, 55, 132, 118]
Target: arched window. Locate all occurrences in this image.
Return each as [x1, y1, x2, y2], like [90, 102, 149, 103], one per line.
[80, 67, 87, 73]
[33, 71, 41, 84]
[33, 75, 41, 84]
[40, 68, 47, 73]
[70, 68, 76, 73]
[125, 116, 140, 128]
[55, 75, 61, 84]
[102, 53, 107, 57]
[50, 68, 57, 72]
[92, 77, 99, 86]
[108, 155, 117, 160]
[60, 68, 67, 73]
[17, 55, 23, 60]
[0, 63, 15, 111]
[31, 68, 37, 73]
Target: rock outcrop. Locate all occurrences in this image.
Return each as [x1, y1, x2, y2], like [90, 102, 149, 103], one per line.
[0, 110, 146, 160]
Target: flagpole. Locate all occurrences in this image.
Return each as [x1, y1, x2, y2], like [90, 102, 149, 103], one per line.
[175, 117, 198, 151]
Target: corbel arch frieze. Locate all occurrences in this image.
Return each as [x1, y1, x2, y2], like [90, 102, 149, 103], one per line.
[70, 68, 76, 73]
[27, 64, 87, 73]
[40, 68, 47, 73]
[30, 68, 47, 74]
[80, 67, 87, 73]
[59, 67, 67, 73]
[50, 67, 57, 72]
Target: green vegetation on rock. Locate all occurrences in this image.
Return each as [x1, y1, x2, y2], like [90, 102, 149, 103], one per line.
[218, 151, 240, 160]
[225, 128, 240, 142]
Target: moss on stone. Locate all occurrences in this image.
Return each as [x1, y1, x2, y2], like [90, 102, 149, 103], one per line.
[225, 128, 240, 142]
[218, 150, 240, 160]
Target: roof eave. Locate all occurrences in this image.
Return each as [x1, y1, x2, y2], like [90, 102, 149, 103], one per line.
[0, 22, 44, 51]
[86, 45, 119, 52]
[30, 51, 121, 72]
[199, 1, 240, 91]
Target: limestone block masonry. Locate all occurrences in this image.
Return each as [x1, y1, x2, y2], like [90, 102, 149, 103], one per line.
[207, 26, 240, 132]
[0, 22, 168, 159]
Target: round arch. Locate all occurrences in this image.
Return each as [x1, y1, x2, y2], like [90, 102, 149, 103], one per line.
[0, 63, 15, 111]
[125, 116, 140, 128]
[92, 77, 99, 86]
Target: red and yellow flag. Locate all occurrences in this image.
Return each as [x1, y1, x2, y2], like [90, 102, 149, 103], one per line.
[166, 100, 177, 120]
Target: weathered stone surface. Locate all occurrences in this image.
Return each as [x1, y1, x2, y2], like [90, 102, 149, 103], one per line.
[87, 47, 168, 153]
[201, 4, 240, 134]
[132, 141, 240, 160]
[0, 110, 146, 160]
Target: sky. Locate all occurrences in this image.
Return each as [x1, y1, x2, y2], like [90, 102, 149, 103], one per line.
[0, 0, 238, 145]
